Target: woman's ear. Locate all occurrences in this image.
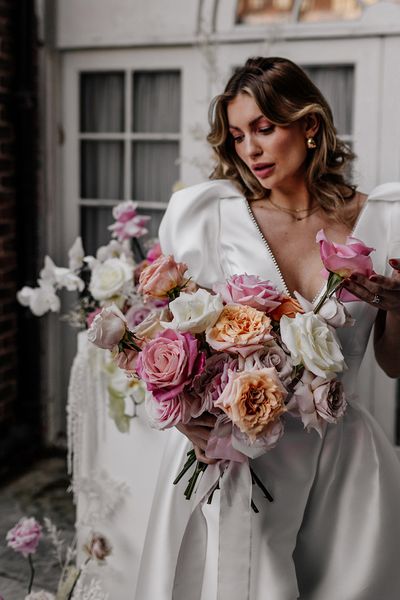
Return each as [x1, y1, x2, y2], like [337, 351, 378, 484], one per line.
[303, 113, 320, 138]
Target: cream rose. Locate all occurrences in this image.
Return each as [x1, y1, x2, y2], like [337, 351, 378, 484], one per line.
[134, 308, 170, 340]
[215, 368, 287, 442]
[280, 312, 345, 378]
[88, 304, 127, 350]
[206, 304, 273, 358]
[164, 289, 223, 334]
[89, 257, 133, 301]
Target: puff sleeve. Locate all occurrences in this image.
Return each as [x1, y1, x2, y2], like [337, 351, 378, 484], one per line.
[158, 181, 232, 289]
[368, 182, 400, 275]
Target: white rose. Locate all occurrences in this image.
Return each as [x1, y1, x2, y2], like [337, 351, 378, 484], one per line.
[280, 312, 345, 378]
[88, 304, 127, 350]
[96, 239, 134, 262]
[17, 281, 60, 316]
[163, 289, 224, 334]
[89, 257, 133, 300]
[294, 292, 354, 329]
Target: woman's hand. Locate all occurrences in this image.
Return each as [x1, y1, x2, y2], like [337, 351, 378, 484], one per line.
[342, 260, 400, 317]
[343, 259, 400, 377]
[176, 413, 217, 464]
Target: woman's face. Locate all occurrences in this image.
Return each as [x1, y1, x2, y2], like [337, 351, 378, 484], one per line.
[227, 92, 310, 193]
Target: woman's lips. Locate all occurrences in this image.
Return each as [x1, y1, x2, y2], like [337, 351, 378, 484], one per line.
[251, 163, 275, 179]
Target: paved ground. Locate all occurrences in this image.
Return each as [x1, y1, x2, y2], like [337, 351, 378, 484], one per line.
[0, 456, 75, 600]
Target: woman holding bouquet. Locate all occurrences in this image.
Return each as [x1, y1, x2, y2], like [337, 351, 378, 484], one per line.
[135, 57, 400, 599]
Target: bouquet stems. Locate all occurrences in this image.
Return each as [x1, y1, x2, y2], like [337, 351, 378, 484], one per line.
[314, 272, 344, 314]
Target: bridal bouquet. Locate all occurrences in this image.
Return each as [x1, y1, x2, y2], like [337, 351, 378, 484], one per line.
[88, 229, 374, 502]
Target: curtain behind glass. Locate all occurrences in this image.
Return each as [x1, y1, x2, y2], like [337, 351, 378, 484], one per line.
[132, 141, 179, 204]
[80, 72, 124, 132]
[81, 141, 123, 199]
[133, 71, 181, 133]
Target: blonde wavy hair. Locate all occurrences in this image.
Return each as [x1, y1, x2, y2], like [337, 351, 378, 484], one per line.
[207, 56, 356, 214]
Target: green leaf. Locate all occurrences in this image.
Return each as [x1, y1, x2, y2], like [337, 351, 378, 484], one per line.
[108, 386, 132, 433]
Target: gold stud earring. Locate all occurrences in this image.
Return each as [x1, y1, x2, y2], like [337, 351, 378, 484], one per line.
[307, 137, 317, 149]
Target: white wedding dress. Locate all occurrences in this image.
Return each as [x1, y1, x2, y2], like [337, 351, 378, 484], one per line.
[134, 180, 400, 600]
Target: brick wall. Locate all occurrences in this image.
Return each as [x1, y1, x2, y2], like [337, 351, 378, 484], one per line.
[0, 1, 18, 432]
[0, 0, 41, 476]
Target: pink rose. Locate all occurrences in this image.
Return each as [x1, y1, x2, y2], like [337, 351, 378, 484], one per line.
[287, 371, 347, 437]
[145, 392, 183, 429]
[181, 354, 238, 419]
[86, 307, 102, 329]
[125, 304, 152, 329]
[113, 347, 139, 373]
[87, 304, 127, 350]
[146, 242, 162, 263]
[215, 368, 287, 442]
[136, 329, 205, 402]
[6, 517, 42, 557]
[138, 255, 188, 299]
[316, 229, 375, 302]
[213, 274, 281, 312]
[246, 344, 293, 387]
[108, 200, 150, 241]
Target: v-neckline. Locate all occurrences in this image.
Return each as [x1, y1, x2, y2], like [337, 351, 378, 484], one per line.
[244, 194, 370, 306]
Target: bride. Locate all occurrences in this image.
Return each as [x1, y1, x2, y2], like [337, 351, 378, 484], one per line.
[135, 57, 400, 600]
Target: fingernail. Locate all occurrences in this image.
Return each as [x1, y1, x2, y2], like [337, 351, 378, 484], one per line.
[389, 258, 400, 270]
[369, 275, 378, 282]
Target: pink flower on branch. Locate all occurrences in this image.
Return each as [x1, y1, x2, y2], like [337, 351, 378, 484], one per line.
[108, 200, 150, 241]
[316, 229, 375, 304]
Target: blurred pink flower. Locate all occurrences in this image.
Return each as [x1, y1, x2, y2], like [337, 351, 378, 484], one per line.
[136, 329, 205, 402]
[146, 242, 162, 263]
[108, 200, 150, 241]
[213, 274, 281, 312]
[83, 532, 112, 562]
[125, 304, 152, 329]
[86, 307, 102, 329]
[6, 517, 42, 557]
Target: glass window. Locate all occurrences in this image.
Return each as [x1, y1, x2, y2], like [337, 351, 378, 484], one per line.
[78, 70, 181, 254]
[236, 0, 380, 23]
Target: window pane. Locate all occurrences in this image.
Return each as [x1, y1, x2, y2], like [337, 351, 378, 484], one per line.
[80, 72, 124, 132]
[132, 141, 179, 204]
[81, 206, 114, 256]
[81, 141, 124, 199]
[132, 71, 181, 133]
[300, 0, 364, 21]
[236, 0, 294, 24]
[304, 66, 354, 135]
[137, 207, 165, 241]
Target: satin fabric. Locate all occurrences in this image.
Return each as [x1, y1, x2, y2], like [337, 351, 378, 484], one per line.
[135, 180, 400, 600]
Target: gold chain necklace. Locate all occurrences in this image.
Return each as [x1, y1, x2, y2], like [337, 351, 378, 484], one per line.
[268, 197, 320, 222]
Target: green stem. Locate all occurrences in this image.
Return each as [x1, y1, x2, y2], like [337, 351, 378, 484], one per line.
[314, 272, 344, 314]
[66, 558, 90, 600]
[173, 450, 197, 485]
[27, 554, 35, 594]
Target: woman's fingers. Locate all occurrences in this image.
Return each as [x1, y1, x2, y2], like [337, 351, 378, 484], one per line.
[194, 445, 217, 465]
[389, 258, 400, 271]
[343, 272, 400, 311]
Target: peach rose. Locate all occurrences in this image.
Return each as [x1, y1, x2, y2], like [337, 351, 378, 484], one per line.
[138, 255, 188, 299]
[215, 368, 287, 442]
[270, 295, 303, 321]
[205, 305, 272, 358]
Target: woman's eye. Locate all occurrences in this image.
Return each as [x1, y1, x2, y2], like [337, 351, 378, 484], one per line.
[259, 126, 273, 135]
[233, 135, 244, 144]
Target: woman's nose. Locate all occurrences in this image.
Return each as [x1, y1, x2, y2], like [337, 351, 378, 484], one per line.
[244, 136, 262, 159]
